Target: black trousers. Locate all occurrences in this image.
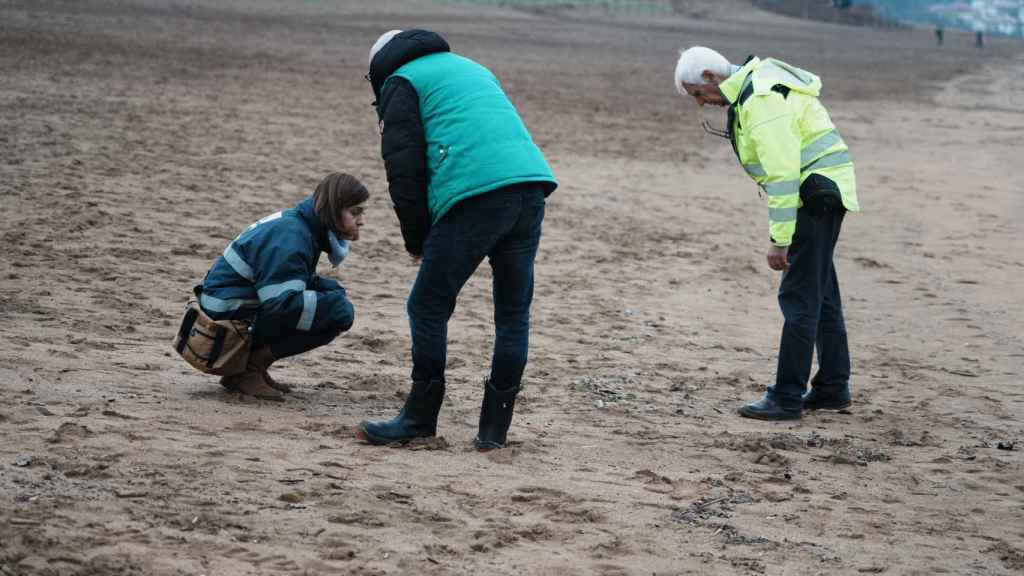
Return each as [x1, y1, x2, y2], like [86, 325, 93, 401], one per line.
[768, 204, 850, 409]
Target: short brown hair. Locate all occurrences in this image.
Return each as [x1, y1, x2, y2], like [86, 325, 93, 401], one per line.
[313, 173, 369, 231]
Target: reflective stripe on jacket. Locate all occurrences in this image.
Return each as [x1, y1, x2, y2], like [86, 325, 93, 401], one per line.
[719, 57, 859, 246]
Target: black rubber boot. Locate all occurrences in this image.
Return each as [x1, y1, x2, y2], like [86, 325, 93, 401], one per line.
[473, 381, 520, 451]
[802, 372, 851, 411]
[355, 380, 444, 445]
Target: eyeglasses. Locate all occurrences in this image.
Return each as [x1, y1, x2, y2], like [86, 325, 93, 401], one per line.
[701, 120, 730, 139]
[364, 73, 379, 108]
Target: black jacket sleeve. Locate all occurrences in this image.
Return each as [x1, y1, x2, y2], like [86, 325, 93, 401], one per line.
[379, 77, 430, 256]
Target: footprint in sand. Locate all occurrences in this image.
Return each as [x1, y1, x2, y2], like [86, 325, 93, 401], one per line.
[511, 485, 608, 525]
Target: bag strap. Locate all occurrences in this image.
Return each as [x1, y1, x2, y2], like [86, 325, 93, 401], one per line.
[207, 325, 227, 368]
[175, 306, 199, 354]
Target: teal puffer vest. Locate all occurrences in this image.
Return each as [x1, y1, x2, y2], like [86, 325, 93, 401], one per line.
[388, 52, 557, 223]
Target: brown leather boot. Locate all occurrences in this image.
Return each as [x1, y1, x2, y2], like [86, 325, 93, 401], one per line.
[220, 370, 284, 401]
[248, 345, 292, 393]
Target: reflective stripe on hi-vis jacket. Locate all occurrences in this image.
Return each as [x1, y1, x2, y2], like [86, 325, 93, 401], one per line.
[720, 57, 859, 246]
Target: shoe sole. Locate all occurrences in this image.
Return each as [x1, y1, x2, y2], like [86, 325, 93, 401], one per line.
[221, 374, 284, 401]
[252, 394, 284, 402]
[737, 408, 801, 421]
[804, 401, 852, 411]
[353, 425, 436, 446]
[474, 437, 506, 452]
[220, 383, 284, 402]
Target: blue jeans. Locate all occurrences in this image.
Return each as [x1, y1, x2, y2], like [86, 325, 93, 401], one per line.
[407, 183, 546, 390]
[769, 205, 850, 409]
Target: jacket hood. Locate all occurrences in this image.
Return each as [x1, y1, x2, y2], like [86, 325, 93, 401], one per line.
[757, 58, 821, 97]
[369, 29, 450, 104]
[295, 196, 330, 253]
[720, 56, 821, 104]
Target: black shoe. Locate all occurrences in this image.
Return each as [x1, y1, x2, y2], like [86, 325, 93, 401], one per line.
[802, 385, 851, 411]
[355, 380, 444, 445]
[473, 381, 520, 451]
[737, 396, 801, 421]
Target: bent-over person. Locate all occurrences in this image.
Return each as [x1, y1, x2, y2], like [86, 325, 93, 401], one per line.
[674, 47, 860, 420]
[355, 30, 557, 450]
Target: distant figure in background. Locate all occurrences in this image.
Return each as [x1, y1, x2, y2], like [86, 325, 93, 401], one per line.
[935, 27, 944, 46]
[674, 47, 860, 421]
[356, 30, 557, 449]
[975, 30, 984, 48]
[195, 173, 367, 400]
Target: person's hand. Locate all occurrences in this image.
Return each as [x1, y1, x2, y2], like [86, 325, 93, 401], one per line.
[314, 275, 343, 292]
[410, 253, 422, 264]
[766, 244, 790, 271]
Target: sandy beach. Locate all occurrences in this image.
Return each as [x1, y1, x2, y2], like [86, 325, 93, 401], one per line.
[1, 1, 1022, 574]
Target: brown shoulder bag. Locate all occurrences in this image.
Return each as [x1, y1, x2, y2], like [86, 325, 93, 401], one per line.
[172, 298, 253, 376]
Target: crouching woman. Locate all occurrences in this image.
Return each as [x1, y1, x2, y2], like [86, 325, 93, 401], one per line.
[178, 172, 368, 400]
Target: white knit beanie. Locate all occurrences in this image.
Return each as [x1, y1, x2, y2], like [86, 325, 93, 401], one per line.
[369, 30, 403, 66]
[674, 46, 732, 94]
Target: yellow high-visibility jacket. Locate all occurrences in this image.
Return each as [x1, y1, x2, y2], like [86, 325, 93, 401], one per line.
[719, 57, 859, 246]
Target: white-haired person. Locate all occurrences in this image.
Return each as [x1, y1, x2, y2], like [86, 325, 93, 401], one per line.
[355, 30, 558, 449]
[674, 47, 860, 420]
